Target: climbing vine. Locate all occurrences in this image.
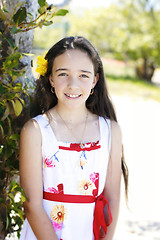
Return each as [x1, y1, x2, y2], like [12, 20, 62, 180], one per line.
[0, 0, 68, 238]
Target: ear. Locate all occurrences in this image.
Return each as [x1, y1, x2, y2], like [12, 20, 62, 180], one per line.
[92, 73, 99, 88]
[49, 74, 54, 87]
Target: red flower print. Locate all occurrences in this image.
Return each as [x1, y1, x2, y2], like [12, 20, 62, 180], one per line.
[44, 151, 59, 168]
[44, 156, 54, 168]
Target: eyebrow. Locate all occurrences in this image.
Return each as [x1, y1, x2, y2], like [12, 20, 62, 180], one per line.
[81, 70, 92, 74]
[55, 68, 68, 72]
[55, 68, 92, 74]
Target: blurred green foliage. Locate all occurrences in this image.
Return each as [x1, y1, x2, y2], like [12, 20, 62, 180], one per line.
[33, 1, 160, 81]
[107, 74, 160, 102]
[68, 3, 160, 81]
[33, 23, 63, 49]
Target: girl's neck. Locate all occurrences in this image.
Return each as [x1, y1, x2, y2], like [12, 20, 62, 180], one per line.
[54, 104, 88, 124]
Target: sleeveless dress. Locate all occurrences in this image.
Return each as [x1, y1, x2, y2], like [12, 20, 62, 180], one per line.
[20, 114, 111, 240]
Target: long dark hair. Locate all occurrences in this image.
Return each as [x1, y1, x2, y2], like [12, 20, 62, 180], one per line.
[31, 36, 128, 199]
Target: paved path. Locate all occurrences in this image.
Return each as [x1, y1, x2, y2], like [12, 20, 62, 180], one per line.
[112, 96, 160, 240]
[6, 95, 160, 240]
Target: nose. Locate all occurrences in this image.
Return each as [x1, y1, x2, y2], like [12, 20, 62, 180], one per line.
[67, 76, 79, 89]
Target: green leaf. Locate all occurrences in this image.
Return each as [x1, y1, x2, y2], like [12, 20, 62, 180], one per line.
[38, 0, 46, 8]
[0, 83, 6, 94]
[11, 26, 20, 34]
[1, 104, 9, 121]
[27, 12, 33, 17]
[0, 145, 4, 154]
[55, 9, 69, 16]
[3, 52, 21, 69]
[19, 98, 24, 105]
[0, 7, 7, 20]
[6, 216, 11, 230]
[22, 52, 34, 56]
[11, 99, 23, 116]
[3, 7, 8, 13]
[13, 7, 27, 25]
[0, 124, 4, 138]
[21, 194, 26, 202]
[9, 180, 17, 192]
[9, 134, 19, 141]
[7, 117, 12, 134]
[38, 8, 41, 14]
[43, 20, 53, 26]
[6, 38, 15, 49]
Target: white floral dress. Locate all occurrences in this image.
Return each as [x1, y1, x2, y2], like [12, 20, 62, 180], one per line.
[20, 114, 111, 240]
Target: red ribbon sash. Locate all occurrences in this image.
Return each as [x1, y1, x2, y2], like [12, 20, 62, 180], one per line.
[93, 193, 112, 240]
[43, 191, 112, 240]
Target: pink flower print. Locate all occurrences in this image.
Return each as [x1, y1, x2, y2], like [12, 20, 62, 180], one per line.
[51, 220, 63, 231]
[44, 151, 59, 168]
[46, 187, 59, 194]
[90, 173, 99, 196]
[90, 172, 99, 183]
[46, 184, 64, 194]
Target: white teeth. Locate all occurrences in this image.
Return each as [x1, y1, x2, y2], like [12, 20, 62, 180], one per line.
[66, 94, 80, 98]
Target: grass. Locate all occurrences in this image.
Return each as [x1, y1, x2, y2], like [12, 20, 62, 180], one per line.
[106, 74, 160, 102]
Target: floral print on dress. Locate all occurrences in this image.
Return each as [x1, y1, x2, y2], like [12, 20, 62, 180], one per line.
[51, 204, 67, 239]
[78, 173, 99, 196]
[78, 179, 96, 195]
[90, 172, 99, 183]
[80, 151, 87, 169]
[44, 150, 59, 168]
[90, 172, 99, 196]
[46, 184, 64, 194]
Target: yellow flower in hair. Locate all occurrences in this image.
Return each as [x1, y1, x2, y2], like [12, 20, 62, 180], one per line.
[36, 55, 48, 76]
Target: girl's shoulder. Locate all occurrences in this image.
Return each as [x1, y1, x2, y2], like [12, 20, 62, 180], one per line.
[110, 120, 122, 144]
[20, 116, 42, 139]
[110, 120, 121, 131]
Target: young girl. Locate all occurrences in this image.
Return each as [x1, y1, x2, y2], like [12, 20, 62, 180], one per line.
[20, 36, 128, 240]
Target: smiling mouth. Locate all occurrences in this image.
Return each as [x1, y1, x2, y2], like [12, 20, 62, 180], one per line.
[65, 93, 81, 98]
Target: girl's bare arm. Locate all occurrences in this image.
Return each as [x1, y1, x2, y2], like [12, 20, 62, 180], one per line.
[102, 121, 122, 240]
[20, 120, 58, 240]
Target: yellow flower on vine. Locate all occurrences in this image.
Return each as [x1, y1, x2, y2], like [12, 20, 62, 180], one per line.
[36, 55, 48, 76]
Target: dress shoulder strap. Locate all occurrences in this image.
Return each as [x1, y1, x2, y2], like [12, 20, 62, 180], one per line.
[32, 114, 58, 155]
[99, 116, 111, 158]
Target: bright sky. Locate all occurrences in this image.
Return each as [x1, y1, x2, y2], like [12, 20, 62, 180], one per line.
[47, 0, 160, 10]
[47, 0, 114, 9]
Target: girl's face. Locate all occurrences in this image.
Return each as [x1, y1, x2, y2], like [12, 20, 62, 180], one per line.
[49, 49, 98, 110]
